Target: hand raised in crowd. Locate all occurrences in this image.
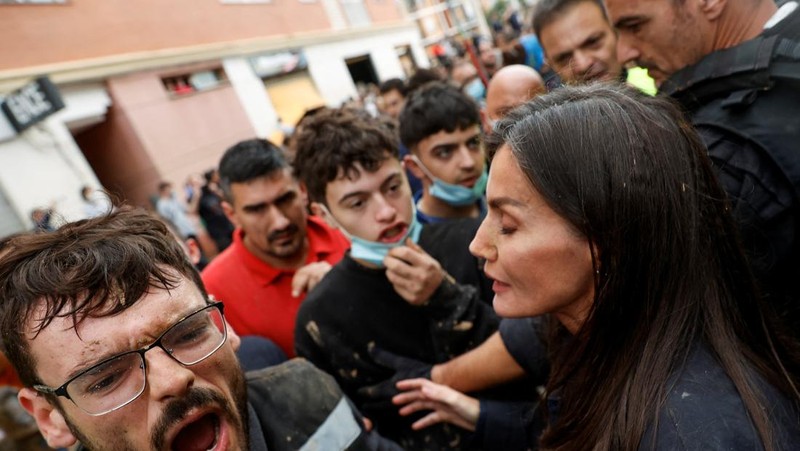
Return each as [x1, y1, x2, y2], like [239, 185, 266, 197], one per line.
[384, 239, 444, 305]
[392, 378, 480, 432]
[291, 261, 333, 297]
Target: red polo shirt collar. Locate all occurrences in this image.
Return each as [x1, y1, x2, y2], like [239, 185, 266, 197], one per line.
[232, 215, 344, 285]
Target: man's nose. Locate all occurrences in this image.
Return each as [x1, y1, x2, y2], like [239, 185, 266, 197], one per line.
[267, 205, 291, 231]
[572, 51, 594, 76]
[145, 347, 195, 402]
[616, 34, 640, 67]
[457, 145, 477, 170]
[374, 195, 397, 223]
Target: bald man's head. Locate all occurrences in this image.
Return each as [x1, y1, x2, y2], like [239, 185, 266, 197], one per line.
[486, 65, 545, 123]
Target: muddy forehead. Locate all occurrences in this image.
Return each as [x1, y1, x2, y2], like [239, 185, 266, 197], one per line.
[26, 285, 197, 379]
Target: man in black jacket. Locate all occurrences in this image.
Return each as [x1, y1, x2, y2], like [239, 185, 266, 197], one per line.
[606, 0, 800, 336]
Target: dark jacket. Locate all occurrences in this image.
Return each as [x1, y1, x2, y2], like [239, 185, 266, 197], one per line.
[246, 358, 402, 450]
[663, 4, 800, 336]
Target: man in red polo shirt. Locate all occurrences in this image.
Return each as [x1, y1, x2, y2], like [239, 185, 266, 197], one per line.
[202, 139, 349, 358]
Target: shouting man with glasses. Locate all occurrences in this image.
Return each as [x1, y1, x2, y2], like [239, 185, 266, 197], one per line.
[0, 207, 398, 450]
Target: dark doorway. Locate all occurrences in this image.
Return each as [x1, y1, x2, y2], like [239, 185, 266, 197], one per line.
[346, 55, 379, 86]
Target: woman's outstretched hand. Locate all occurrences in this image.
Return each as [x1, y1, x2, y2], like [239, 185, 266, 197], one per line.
[392, 378, 480, 432]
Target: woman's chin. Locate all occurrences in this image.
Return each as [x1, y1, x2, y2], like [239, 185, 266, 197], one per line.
[492, 295, 529, 318]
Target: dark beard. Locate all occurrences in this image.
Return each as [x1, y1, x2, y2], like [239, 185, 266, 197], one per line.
[64, 369, 249, 451]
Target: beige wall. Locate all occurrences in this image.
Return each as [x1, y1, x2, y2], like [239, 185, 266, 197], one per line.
[0, 0, 336, 70]
[75, 66, 256, 207]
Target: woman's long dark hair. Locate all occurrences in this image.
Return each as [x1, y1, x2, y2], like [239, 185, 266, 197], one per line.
[487, 84, 800, 450]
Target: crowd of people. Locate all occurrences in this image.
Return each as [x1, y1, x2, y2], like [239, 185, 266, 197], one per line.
[2, 0, 799, 449]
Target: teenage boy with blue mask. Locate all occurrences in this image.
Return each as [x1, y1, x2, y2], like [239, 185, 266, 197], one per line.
[292, 108, 498, 449]
[400, 81, 488, 224]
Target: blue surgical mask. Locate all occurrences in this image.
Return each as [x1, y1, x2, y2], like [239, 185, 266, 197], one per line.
[463, 78, 486, 102]
[319, 203, 423, 267]
[349, 216, 422, 267]
[413, 156, 488, 206]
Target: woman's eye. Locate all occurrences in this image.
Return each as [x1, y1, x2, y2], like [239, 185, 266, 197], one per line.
[499, 226, 516, 235]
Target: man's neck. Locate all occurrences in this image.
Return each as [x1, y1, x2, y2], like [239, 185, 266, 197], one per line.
[418, 191, 479, 220]
[712, 0, 778, 52]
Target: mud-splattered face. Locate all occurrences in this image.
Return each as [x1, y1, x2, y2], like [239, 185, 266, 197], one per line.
[20, 277, 249, 451]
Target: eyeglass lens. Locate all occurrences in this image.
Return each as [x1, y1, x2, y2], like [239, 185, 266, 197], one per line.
[65, 305, 225, 415]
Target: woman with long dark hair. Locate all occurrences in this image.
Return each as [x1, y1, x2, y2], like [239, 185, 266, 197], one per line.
[393, 84, 800, 449]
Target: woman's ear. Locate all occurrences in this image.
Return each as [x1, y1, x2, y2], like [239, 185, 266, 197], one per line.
[18, 388, 78, 449]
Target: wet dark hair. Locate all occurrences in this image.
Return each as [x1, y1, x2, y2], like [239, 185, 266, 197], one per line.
[399, 81, 480, 151]
[532, 0, 606, 39]
[218, 138, 288, 202]
[293, 108, 398, 206]
[0, 206, 205, 389]
[487, 84, 800, 450]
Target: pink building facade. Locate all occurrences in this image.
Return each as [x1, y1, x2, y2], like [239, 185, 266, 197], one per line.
[0, 0, 429, 233]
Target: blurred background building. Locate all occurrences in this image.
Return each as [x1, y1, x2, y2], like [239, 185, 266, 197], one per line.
[0, 0, 492, 236]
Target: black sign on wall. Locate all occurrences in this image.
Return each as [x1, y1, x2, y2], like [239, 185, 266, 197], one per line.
[1, 77, 65, 133]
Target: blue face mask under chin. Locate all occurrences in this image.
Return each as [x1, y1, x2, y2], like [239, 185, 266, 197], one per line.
[321, 203, 423, 268]
[428, 168, 488, 206]
[349, 217, 423, 267]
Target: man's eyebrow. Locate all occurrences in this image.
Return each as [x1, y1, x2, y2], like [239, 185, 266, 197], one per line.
[273, 190, 297, 204]
[553, 49, 574, 63]
[242, 201, 268, 212]
[380, 171, 403, 190]
[432, 142, 459, 152]
[614, 15, 646, 29]
[431, 132, 482, 150]
[337, 190, 367, 205]
[64, 305, 199, 381]
[580, 31, 604, 47]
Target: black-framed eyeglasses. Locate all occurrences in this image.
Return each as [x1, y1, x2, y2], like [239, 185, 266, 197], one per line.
[34, 301, 227, 416]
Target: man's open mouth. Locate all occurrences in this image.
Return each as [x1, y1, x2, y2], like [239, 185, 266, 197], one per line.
[171, 413, 221, 451]
[379, 224, 407, 243]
